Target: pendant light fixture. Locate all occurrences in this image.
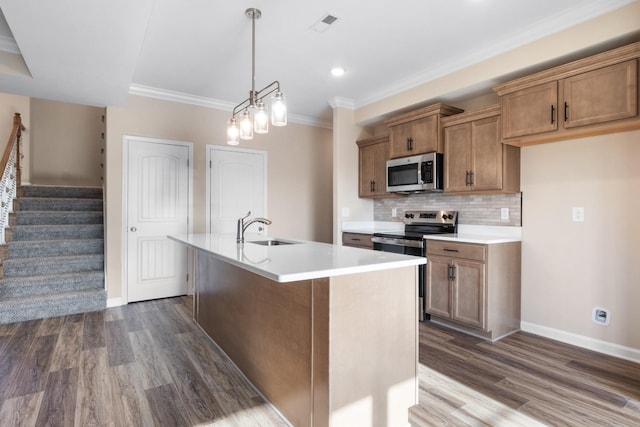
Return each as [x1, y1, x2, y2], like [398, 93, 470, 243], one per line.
[226, 8, 287, 145]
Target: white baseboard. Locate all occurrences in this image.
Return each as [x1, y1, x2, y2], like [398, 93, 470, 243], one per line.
[107, 297, 126, 308]
[521, 321, 640, 364]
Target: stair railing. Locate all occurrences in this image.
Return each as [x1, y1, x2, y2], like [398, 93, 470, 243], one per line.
[0, 113, 24, 244]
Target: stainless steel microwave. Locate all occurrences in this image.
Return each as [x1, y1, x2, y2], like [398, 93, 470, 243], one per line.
[386, 153, 443, 193]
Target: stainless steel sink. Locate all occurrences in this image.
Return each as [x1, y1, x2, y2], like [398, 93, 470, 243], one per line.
[249, 239, 297, 246]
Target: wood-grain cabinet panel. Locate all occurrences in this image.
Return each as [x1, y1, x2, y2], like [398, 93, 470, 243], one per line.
[494, 42, 640, 146]
[342, 232, 373, 249]
[356, 135, 389, 198]
[426, 240, 521, 341]
[442, 105, 520, 195]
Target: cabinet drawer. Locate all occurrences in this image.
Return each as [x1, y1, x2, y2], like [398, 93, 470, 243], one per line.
[426, 240, 485, 261]
[342, 232, 373, 249]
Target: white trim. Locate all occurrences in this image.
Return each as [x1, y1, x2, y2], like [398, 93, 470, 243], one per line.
[521, 321, 640, 364]
[205, 145, 268, 235]
[0, 35, 20, 54]
[122, 135, 194, 304]
[128, 84, 332, 129]
[107, 297, 126, 308]
[329, 97, 355, 110]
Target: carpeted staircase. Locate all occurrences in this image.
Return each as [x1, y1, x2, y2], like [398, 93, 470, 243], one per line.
[0, 185, 106, 323]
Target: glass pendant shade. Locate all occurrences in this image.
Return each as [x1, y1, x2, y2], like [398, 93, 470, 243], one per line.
[254, 100, 269, 134]
[239, 110, 254, 140]
[227, 118, 239, 145]
[271, 91, 287, 126]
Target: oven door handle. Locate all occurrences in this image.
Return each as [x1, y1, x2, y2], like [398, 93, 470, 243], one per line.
[371, 236, 424, 249]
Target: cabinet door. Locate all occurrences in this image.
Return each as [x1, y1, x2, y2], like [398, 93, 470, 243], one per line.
[411, 115, 439, 154]
[372, 142, 389, 195]
[471, 115, 502, 191]
[452, 259, 486, 329]
[502, 81, 558, 139]
[359, 144, 376, 197]
[444, 122, 472, 192]
[389, 116, 439, 158]
[563, 60, 638, 129]
[425, 256, 452, 318]
[389, 122, 412, 158]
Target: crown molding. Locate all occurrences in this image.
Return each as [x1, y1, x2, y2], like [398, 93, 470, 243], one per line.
[329, 97, 355, 110]
[129, 84, 332, 129]
[354, 0, 637, 110]
[0, 35, 20, 54]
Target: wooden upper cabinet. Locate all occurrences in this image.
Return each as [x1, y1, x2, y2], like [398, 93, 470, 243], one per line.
[502, 81, 558, 139]
[356, 135, 389, 198]
[494, 42, 640, 146]
[442, 105, 519, 195]
[385, 103, 463, 158]
[388, 115, 437, 158]
[563, 60, 638, 128]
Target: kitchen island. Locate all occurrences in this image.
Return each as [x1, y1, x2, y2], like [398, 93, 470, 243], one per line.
[169, 233, 425, 427]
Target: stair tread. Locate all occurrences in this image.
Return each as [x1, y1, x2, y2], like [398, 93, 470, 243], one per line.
[4, 253, 103, 263]
[0, 270, 104, 284]
[0, 288, 105, 307]
[7, 238, 104, 245]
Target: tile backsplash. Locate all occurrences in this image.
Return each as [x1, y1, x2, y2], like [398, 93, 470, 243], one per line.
[374, 192, 522, 226]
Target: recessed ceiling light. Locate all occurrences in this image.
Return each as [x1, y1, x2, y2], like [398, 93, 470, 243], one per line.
[331, 67, 346, 77]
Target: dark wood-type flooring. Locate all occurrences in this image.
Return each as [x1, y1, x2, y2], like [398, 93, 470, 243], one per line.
[411, 322, 640, 426]
[0, 296, 638, 426]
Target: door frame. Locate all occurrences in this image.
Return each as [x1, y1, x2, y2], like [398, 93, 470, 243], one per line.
[122, 135, 194, 304]
[205, 145, 268, 234]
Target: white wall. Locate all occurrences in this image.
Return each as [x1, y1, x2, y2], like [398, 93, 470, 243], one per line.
[520, 130, 640, 355]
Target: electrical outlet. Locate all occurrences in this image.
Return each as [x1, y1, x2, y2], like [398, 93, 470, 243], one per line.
[592, 306, 610, 326]
[572, 207, 585, 222]
[392, 208, 397, 217]
[501, 208, 509, 220]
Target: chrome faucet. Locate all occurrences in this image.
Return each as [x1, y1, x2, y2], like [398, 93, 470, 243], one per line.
[236, 211, 272, 243]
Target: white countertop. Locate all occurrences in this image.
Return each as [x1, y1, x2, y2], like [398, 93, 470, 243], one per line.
[424, 225, 522, 244]
[169, 233, 425, 283]
[341, 221, 404, 234]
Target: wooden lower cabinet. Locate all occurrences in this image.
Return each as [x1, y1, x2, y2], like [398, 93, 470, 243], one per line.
[425, 239, 521, 341]
[342, 232, 373, 249]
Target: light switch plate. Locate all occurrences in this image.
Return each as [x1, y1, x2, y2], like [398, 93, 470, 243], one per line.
[341, 207, 350, 217]
[392, 208, 397, 217]
[572, 207, 584, 222]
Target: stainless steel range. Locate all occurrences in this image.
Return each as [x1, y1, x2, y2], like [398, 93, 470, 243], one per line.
[372, 210, 458, 321]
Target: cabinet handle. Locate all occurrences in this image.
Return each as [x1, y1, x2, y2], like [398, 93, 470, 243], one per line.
[469, 171, 474, 186]
[370, 180, 374, 192]
[451, 264, 456, 281]
[407, 137, 413, 150]
[352, 238, 361, 241]
[550, 105, 555, 124]
[564, 102, 569, 122]
[465, 171, 470, 186]
[443, 248, 459, 252]
[447, 265, 452, 281]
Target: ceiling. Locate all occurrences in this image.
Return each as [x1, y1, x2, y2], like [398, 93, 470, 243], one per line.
[0, 0, 637, 128]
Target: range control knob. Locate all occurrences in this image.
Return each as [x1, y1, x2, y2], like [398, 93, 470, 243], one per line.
[405, 213, 414, 219]
[447, 214, 454, 220]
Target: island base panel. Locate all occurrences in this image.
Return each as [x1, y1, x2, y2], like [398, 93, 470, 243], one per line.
[195, 251, 418, 427]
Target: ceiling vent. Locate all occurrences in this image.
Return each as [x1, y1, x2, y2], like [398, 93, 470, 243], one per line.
[310, 13, 339, 33]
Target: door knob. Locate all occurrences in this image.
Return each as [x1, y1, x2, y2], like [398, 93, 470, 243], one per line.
[130, 227, 137, 232]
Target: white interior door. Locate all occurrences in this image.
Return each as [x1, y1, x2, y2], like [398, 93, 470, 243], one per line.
[125, 136, 192, 302]
[207, 146, 266, 234]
